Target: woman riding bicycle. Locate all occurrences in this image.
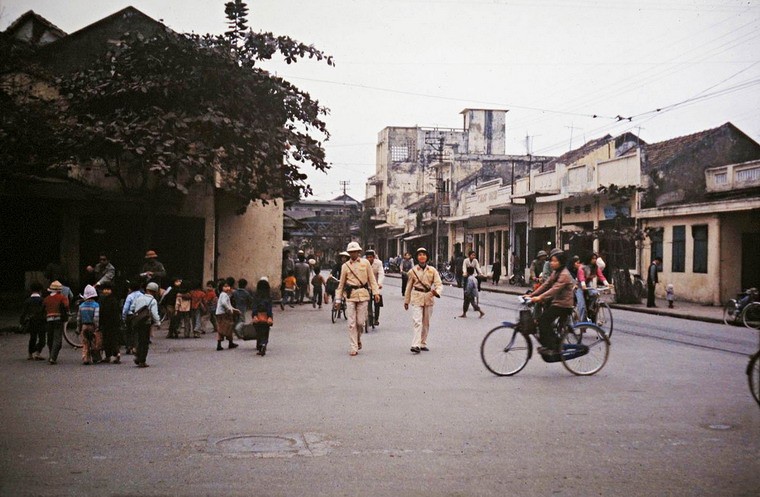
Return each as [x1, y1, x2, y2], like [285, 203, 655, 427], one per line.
[529, 249, 575, 355]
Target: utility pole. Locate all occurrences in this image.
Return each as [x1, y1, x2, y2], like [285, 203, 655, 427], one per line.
[425, 134, 445, 268]
[565, 124, 580, 151]
[339, 180, 350, 248]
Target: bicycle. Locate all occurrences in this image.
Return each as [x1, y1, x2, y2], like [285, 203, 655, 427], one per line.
[481, 296, 610, 376]
[748, 330, 760, 406]
[365, 291, 376, 333]
[63, 298, 83, 348]
[508, 273, 528, 287]
[723, 288, 760, 329]
[331, 299, 347, 323]
[585, 285, 614, 339]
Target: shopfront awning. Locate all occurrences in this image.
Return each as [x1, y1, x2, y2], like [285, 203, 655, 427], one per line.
[403, 232, 432, 241]
[375, 222, 403, 230]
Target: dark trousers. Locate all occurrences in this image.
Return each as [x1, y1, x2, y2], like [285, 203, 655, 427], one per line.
[455, 273, 463, 288]
[372, 298, 381, 323]
[647, 282, 656, 307]
[538, 306, 572, 350]
[313, 287, 323, 307]
[102, 326, 120, 358]
[297, 280, 308, 303]
[401, 274, 409, 295]
[255, 324, 270, 348]
[27, 320, 46, 355]
[463, 295, 480, 313]
[124, 320, 136, 351]
[135, 322, 151, 364]
[46, 320, 64, 361]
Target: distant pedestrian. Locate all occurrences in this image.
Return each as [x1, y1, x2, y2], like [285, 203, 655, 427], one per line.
[647, 257, 661, 308]
[21, 282, 46, 361]
[530, 250, 548, 290]
[453, 251, 465, 288]
[404, 247, 443, 354]
[491, 255, 502, 286]
[294, 251, 311, 304]
[463, 251, 484, 291]
[204, 280, 218, 335]
[335, 242, 380, 356]
[459, 266, 484, 318]
[365, 250, 384, 326]
[174, 280, 192, 338]
[122, 280, 143, 355]
[130, 282, 161, 368]
[666, 283, 675, 309]
[163, 277, 183, 339]
[326, 252, 349, 304]
[98, 282, 122, 364]
[78, 285, 101, 365]
[43, 280, 69, 365]
[282, 271, 297, 308]
[86, 253, 115, 288]
[215, 277, 240, 351]
[190, 281, 206, 337]
[400, 252, 414, 296]
[140, 250, 167, 286]
[232, 278, 253, 334]
[252, 277, 274, 356]
[310, 261, 325, 308]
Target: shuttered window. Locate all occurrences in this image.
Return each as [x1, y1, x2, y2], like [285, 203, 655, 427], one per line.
[672, 225, 685, 273]
[692, 225, 708, 274]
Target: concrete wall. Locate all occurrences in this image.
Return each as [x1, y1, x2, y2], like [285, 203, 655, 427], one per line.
[216, 194, 283, 290]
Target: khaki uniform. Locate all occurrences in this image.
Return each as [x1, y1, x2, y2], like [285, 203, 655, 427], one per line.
[336, 258, 380, 353]
[404, 264, 443, 348]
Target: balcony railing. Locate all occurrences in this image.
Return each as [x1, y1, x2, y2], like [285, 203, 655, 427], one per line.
[706, 160, 760, 192]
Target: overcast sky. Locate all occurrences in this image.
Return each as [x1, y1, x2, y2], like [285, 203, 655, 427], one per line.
[2, 0, 759, 201]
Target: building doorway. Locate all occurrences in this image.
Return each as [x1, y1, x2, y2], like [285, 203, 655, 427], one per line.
[742, 232, 760, 290]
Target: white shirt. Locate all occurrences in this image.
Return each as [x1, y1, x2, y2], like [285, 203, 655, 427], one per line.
[369, 258, 385, 293]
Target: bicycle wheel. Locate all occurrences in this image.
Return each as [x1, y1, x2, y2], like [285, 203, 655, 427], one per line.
[331, 307, 338, 323]
[742, 302, 760, 329]
[560, 322, 609, 376]
[594, 302, 614, 339]
[723, 300, 739, 325]
[480, 325, 532, 376]
[748, 351, 760, 407]
[62, 318, 83, 349]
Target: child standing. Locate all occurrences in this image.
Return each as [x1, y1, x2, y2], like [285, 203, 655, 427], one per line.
[666, 283, 675, 309]
[459, 266, 485, 318]
[190, 281, 206, 338]
[174, 281, 192, 338]
[252, 277, 274, 356]
[215, 277, 240, 351]
[43, 280, 69, 365]
[311, 268, 325, 309]
[78, 285, 101, 365]
[282, 271, 297, 309]
[22, 282, 46, 361]
[99, 282, 122, 364]
[204, 280, 218, 335]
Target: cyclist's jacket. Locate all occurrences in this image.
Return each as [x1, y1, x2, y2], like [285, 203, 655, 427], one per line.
[77, 299, 100, 328]
[533, 267, 575, 308]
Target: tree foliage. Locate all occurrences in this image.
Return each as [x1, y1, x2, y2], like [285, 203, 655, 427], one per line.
[3, 1, 334, 207]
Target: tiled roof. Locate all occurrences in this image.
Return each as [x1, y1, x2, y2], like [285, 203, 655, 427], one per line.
[546, 134, 612, 169]
[3, 10, 67, 44]
[643, 123, 731, 172]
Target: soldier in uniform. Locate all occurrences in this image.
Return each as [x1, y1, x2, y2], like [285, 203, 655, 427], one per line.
[404, 247, 443, 354]
[334, 242, 380, 356]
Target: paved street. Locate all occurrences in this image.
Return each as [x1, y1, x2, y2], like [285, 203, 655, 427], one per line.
[1, 278, 758, 497]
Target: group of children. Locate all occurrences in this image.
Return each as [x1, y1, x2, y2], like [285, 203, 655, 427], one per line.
[282, 258, 325, 309]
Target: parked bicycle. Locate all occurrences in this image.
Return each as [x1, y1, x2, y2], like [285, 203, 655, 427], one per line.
[723, 288, 760, 329]
[748, 330, 760, 407]
[438, 263, 456, 285]
[481, 296, 610, 376]
[508, 272, 528, 287]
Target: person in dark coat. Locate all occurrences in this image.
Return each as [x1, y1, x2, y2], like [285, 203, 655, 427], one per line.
[647, 257, 661, 308]
[491, 256, 502, 286]
[98, 282, 122, 363]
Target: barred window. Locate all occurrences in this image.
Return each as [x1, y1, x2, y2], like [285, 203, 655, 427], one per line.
[692, 225, 708, 273]
[390, 145, 409, 162]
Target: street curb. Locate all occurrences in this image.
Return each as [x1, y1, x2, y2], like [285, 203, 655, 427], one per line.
[386, 273, 724, 324]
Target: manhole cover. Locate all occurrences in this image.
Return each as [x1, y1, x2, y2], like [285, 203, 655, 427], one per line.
[207, 433, 335, 458]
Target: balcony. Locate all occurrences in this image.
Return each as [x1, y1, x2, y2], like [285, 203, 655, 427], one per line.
[706, 160, 760, 193]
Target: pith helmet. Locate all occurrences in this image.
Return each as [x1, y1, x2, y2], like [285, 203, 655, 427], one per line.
[144, 250, 158, 259]
[339, 251, 350, 258]
[365, 249, 376, 256]
[346, 241, 362, 252]
[416, 247, 429, 255]
[536, 250, 548, 258]
[549, 248, 564, 257]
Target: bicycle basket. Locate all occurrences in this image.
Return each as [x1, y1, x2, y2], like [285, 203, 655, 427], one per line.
[518, 309, 536, 334]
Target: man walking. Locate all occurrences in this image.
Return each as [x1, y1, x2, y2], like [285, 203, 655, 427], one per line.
[404, 247, 443, 354]
[365, 250, 384, 326]
[86, 253, 115, 288]
[335, 242, 380, 356]
[647, 257, 661, 308]
[400, 252, 414, 296]
[130, 282, 161, 368]
[293, 250, 311, 304]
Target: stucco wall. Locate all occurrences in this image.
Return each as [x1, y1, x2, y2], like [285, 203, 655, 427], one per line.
[216, 194, 283, 290]
[641, 213, 720, 305]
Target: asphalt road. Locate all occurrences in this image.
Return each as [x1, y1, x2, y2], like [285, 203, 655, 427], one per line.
[1, 278, 758, 496]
